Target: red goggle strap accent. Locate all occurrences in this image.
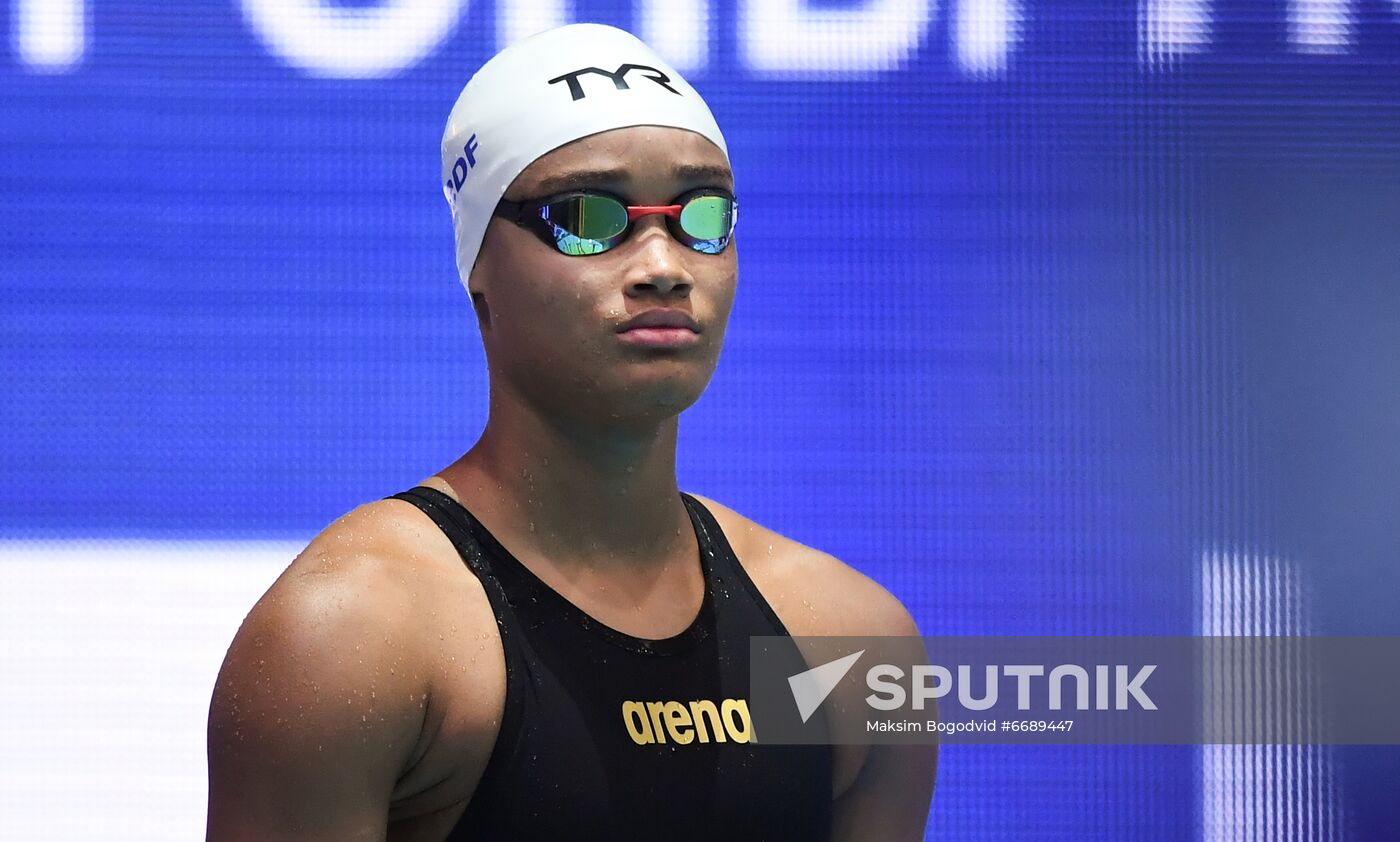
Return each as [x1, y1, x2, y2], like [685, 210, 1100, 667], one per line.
[626, 204, 684, 222]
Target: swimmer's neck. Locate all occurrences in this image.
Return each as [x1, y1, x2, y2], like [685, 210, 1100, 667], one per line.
[435, 400, 695, 572]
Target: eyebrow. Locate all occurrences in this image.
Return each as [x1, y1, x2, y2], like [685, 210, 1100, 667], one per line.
[532, 163, 734, 196]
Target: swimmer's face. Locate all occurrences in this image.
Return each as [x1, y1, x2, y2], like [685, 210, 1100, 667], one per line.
[470, 125, 737, 430]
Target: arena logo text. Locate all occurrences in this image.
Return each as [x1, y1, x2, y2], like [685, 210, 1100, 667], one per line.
[621, 697, 755, 745]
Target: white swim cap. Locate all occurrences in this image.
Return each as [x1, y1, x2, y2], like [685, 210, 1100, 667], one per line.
[441, 23, 730, 292]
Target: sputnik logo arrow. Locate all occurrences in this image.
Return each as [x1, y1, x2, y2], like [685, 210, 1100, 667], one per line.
[787, 650, 865, 723]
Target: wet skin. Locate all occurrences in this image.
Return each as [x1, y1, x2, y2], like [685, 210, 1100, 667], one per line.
[205, 126, 937, 842]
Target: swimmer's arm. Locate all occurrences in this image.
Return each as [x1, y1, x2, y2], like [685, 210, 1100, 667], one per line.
[686, 496, 938, 838]
[816, 559, 938, 841]
[829, 601, 938, 842]
[206, 539, 428, 841]
[831, 719, 938, 841]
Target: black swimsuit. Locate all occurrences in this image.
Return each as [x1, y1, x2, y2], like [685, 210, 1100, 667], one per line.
[388, 486, 832, 841]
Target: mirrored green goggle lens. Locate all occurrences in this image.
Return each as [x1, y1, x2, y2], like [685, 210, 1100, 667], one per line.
[541, 195, 629, 256]
[678, 195, 733, 241]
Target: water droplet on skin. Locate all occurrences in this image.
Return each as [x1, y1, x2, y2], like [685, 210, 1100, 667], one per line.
[529, 521, 536, 533]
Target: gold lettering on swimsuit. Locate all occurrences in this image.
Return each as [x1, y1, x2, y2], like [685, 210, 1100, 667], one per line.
[621, 698, 755, 745]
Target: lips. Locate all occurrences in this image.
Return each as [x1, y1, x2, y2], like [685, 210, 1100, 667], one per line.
[616, 308, 701, 333]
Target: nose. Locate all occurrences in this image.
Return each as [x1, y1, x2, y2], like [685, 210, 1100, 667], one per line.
[622, 218, 694, 300]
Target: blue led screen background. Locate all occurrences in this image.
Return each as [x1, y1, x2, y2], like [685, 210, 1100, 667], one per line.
[3, 1, 1399, 839]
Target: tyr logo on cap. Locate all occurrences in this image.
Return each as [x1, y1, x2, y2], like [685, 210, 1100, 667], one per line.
[547, 63, 682, 101]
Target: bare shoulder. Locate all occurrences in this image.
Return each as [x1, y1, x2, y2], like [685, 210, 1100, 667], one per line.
[215, 496, 452, 719]
[207, 496, 503, 839]
[685, 493, 920, 639]
[241, 495, 471, 653]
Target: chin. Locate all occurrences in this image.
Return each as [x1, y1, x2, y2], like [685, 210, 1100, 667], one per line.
[604, 371, 710, 424]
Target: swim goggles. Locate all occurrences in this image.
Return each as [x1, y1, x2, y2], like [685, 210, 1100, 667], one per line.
[493, 188, 737, 257]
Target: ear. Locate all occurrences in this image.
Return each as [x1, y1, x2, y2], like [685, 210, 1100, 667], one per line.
[466, 253, 491, 329]
[466, 222, 502, 328]
[469, 289, 491, 328]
